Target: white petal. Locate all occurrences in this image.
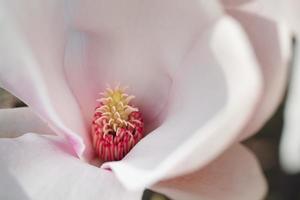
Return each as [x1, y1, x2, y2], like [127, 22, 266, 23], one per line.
[152, 144, 267, 200]
[281, 0, 300, 34]
[280, 43, 300, 173]
[0, 1, 92, 160]
[0, 107, 53, 138]
[102, 17, 263, 190]
[0, 133, 143, 200]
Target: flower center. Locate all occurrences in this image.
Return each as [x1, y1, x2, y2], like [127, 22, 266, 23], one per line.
[91, 86, 144, 161]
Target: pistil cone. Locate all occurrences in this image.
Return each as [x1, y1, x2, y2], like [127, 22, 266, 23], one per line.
[91, 87, 144, 161]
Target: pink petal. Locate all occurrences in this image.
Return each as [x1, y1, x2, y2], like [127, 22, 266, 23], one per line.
[223, 5, 291, 140]
[0, 107, 53, 138]
[102, 17, 263, 189]
[63, 0, 223, 128]
[0, 1, 92, 160]
[0, 133, 143, 200]
[152, 144, 267, 200]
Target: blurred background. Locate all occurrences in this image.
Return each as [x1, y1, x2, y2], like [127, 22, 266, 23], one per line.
[0, 87, 299, 200]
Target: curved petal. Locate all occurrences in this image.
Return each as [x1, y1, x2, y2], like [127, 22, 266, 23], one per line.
[102, 17, 263, 190]
[280, 43, 300, 173]
[220, 0, 282, 21]
[0, 107, 53, 138]
[223, 6, 291, 140]
[152, 144, 267, 200]
[63, 0, 223, 128]
[0, 1, 92, 160]
[0, 133, 143, 200]
[220, 0, 299, 35]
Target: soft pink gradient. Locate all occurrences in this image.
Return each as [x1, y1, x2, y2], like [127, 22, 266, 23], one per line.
[152, 144, 266, 200]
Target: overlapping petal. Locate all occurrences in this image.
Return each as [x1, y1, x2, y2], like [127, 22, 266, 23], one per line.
[221, 0, 291, 140]
[221, 0, 300, 174]
[0, 107, 53, 138]
[152, 144, 267, 200]
[0, 133, 143, 200]
[101, 17, 263, 190]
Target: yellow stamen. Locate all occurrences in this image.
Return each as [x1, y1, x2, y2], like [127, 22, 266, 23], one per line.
[96, 87, 137, 132]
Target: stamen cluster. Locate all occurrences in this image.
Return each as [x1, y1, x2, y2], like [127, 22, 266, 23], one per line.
[91, 86, 144, 161]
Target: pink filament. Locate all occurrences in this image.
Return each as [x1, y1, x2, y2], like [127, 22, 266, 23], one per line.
[92, 109, 144, 161]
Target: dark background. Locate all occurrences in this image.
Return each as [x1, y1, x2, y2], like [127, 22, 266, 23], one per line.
[1, 88, 299, 200]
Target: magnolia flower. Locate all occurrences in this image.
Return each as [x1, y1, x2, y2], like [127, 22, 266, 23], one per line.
[0, 0, 288, 199]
